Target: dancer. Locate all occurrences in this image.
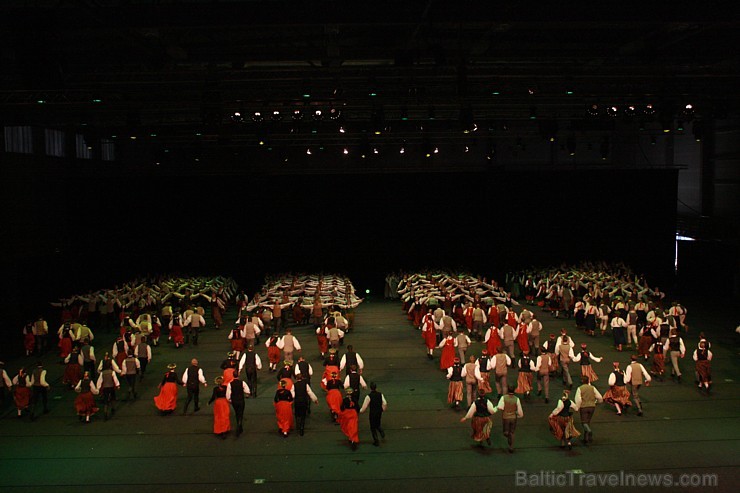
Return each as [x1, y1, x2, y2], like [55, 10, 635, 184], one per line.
[446, 358, 464, 410]
[208, 376, 231, 439]
[338, 388, 360, 450]
[182, 358, 208, 414]
[437, 332, 456, 370]
[574, 376, 603, 444]
[154, 363, 181, 415]
[29, 361, 50, 420]
[274, 379, 294, 437]
[12, 368, 31, 418]
[604, 362, 631, 416]
[548, 390, 581, 449]
[322, 371, 343, 422]
[515, 351, 535, 399]
[239, 345, 262, 398]
[360, 382, 387, 446]
[460, 388, 495, 447]
[572, 343, 602, 383]
[226, 370, 251, 436]
[493, 385, 524, 453]
[74, 371, 99, 423]
[664, 328, 686, 383]
[293, 373, 319, 436]
[693, 340, 713, 394]
[625, 355, 651, 415]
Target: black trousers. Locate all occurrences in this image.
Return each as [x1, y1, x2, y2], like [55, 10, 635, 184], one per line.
[184, 387, 200, 411]
[245, 370, 257, 397]
[369, 411, 384, 442]
[295, 401, 309, 432]
[232, 401, 245, 429]
[124, 374, 137, 395]
[31, 386, 48, 415]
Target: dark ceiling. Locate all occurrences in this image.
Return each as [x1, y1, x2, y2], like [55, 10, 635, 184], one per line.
[1, 0, 738, 166]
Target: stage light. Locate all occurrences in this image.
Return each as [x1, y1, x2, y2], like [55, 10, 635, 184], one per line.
[328, 107, 341, 120]
[306, 148, 313, 155]
[339, 125, 345, 134]
[365, 289, 370, 294]
[491, 90, 501, 95]
[528, 87, 536, 95]
[586, 104, 600, 117]
[271, 110, 283, 121]
[231, 111, 244, 123]
[683, 103, 694, 117]
[464, 145, 470, 153]
[433, 146, 439, 154]
[606, 106, 619, 117]
[292, 109, 304, 121]
[399, 146, 405, 154]
[343, 147, 349, 155]
[644, 103, 656, 115]
[313, 109, 323, 121]
[625, 105, 637, 116]
[130, 135, 137, 140]
[92, 98, 102, 103]
[373, 147, 379, 155]
[36, 100, 45, 104]
[252, 111, 264, 123]
[149, 133, 157, 137]
[565, 89, 574, 95]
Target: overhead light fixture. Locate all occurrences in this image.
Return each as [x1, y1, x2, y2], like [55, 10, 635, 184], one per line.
[586, 104, 600, 117]
[231, 111, 244, 123]
[292, 109, 303, 121]
[271, 110, 283, 121]
[329, 107, 341, 120]
[606, 106, 619, 117]
[252, 111, 264, 123]
[313, 109, 323, 121]
[625, 105, 637, 116]
[644, 103, 656, 115]
[343, 147, 349, 155]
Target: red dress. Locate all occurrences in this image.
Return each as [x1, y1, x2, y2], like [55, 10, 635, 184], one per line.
[439, 337, 455, 370]
[485, 328, 502, 355]
[325, 381, 343, 418]
[74, 380, 99, 416]
[338, 398, 359, 443]
[153, 372, 179, 412]
[274, 389, 294, 433]
[211, 385, 231, 434]
[422, 318, 437, 350]
[23, 331, 35, 353]
[316, 329, 329, 355]
[63, 359, 82, 387]
[516, 323, 530, 353]
[14, 382, 31, 410]
[59, 337, 73, 358]
[488, 306, 500, 328]
[170, 325, 185, 346]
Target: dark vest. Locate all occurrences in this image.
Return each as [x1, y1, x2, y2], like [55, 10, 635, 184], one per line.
[557, 399, 572, 417]
[348, 373, 360, 391]
[612, 370, 625, 386]
[368, 390, 384, 414]
[478, 355, 490, 373]
[474, 398, 491, 417]
[295, 360, 310, 381]
[669, 336, 680, 351]
[449, 364, 463, 382]
[294, 379, 310, 403]
[186, 366, 200, 389]
[520, 355, 532, 372]
[229, 380, 245, 403]
[579, 351, 592, 366]
[243, 352, 257, 372]
[344, 352, 358, 369]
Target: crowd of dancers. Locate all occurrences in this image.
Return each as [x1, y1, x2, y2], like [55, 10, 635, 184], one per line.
[397, 265, 712, 452]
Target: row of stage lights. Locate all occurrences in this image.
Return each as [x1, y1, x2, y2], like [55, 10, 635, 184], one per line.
[231, 107, 342, 123]
[587, 102, 695, 118]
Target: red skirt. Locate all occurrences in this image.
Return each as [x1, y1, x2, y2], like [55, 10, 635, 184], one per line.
[638, 335, 653, 356]
[478, 373, 492, 394]
[471, 416, 493, 442]
[580, 365, 599, 383]
[652, 353, 665, 374]
[515, 372, 533, 393]
[63, 363, 82, 386]
[267, 346, 281, 364]
[604, 385, 631, 407]
[14, 386, 31, 410]
[339, 409, 359, 443]
[24, 333, 35, 352]
[274, 400, 293, 433]
[153, 382, 178, 411]
[696, 360, 711, 383]
[440, 344, 455, 370]
[59, 338, 73, 358]
[75, 392, 99, 416]
[486, 330, 502, 354]
[222, 369, 236, 386]
[317, 334, 329, 354]
[213, 398, 231, 434]
[170, 326, 184, 345]
[516, 331, 530, 353]
[548, 415, 580, 441]
[423, 329, 437, 350]
[447, 381, 463, 403]
[152, 324, 161, 339]
[231, 339, 245, 352]
[326, 389, 343, 416]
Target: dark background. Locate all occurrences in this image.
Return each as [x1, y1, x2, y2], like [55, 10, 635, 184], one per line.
[4, 167, 680, 348]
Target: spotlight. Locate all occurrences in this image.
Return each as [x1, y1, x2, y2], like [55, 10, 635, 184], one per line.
[644, 104, 656, 115]
[306, 148, 312, 155]
[373, 147, 379, 155]
[343, 147, 349, 155]
[606, 106, 619, 117]
[586, 104, 600, 117]
[328, 107, 341, 120]
[625, 105, 637, 116]
[252, 111, 264, 122]
[313, 109, 323, 121]
[433, 146, 439, 154]
[271, 110, 283, 121]
[339, 125, 346, 134]
[231, 111, 244, 123]
[292, 109, 304, 121]
[683, 103, 694, 117]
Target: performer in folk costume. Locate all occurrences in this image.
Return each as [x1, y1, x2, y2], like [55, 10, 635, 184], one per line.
[208, 376, 231, 439]
[574, 376, 603, 444]
[484, 324, 502, 356]
[265, 334, 281, 372]
[338, 388, 360, 450]
[438, 332, 456, 370]
[649, 339, 666, 381]
[460, 388, 494, 446]
[475, 349, 493, 395]
[515, 351, 535, 398]
[604, 362, 631, 416]
[323, 371, 344, 422]
[12, 368, 32, 418]
[693, 339, 713, 394]
[74, 371, 99, 423]
[548, 390, 581, 450]
[274, 379, 294, 437]
[153, 363, 181, 415]
[572, 343, 602, 382]
[315, 324, 329, 358]
[446, 357, 464, 410]
[421, 310, 437, 360]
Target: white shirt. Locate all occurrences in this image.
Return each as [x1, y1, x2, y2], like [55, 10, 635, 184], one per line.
[574, 385, 604, 407]
[624, 362, 652, 383]
[226, 380, 251, 401]
[494, 395, 524, 417]
[238, 353, 263, 373]
[181, 367, 207, 386]
[339, 353, 365, 371]
[462, 399, 495, 420]
[360, 393, 387, 413]
[549, 398, 579, 417]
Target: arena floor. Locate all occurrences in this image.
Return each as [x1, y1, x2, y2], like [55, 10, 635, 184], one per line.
[0, 299, 738, 493]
